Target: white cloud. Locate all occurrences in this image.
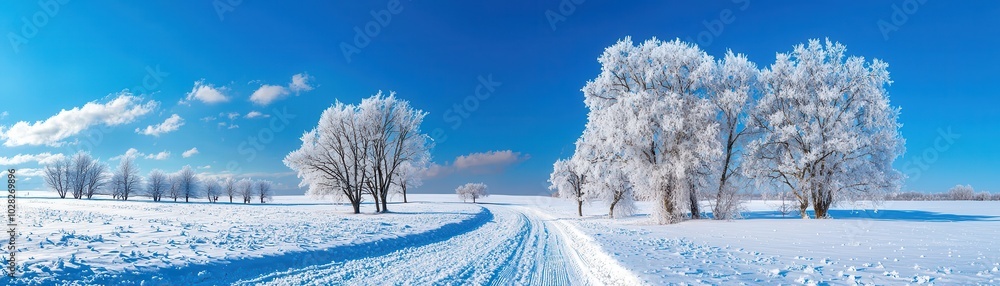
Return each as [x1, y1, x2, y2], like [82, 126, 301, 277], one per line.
[0, 111, 8, 120]
[244, 111, 269, 119]
[182, 80, 229, 105]
[249, 73, 315, 106]
[0, 152, 65, 165]
[221, 112, 240, 120]
[182, 147, 199, 158]
[249, 84, 290, 106]
[110, 148, 144, 161]
[145, 151, 170, 160]
[136, 114, 185, 137]
[200, 116, 217, 122]
[218, 122, 239, 129]
[0, 93, 158, 147]
[289, 73, 314, 93]
[17, 168, 45, 177]
[198, 165, 211, 169]
[426, 150, 530, 178]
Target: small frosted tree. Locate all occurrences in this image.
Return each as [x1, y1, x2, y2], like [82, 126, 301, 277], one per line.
[167, 175, 181, 202]
[146, 170, 168, 202]
[256, 180, 273, 203]
[113, 155, 142, 201]
[947, 185, 975, 200]
[549, 156, 587, 216]
[456, 183, 488, 203]
[223, 177, 237, 203]
[204, 179, 222, 203]
[43, 157, 71, 199]
[239, 178, 254, 204]
[176, 166, 200, 203]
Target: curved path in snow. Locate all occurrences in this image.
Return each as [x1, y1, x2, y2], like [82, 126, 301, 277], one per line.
[232, 204, 642, 285]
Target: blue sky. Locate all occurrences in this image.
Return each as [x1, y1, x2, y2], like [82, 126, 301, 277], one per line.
[1, 1, 998, 195]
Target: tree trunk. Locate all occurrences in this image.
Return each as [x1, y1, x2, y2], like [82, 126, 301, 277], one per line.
[351, 201, 361, 214]
[609, 195, 622, 218]
[577, 200, 583, 217]
[689, 180, 701, 219]
[402, 185, 408, 203]
[799, 200, 810, 219]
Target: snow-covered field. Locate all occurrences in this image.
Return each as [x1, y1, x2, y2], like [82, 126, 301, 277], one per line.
[3, 192, 998, 285]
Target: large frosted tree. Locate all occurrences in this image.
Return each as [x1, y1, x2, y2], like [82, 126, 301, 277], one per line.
[743, 39, 905, 219]
[580, 37, 721, 224]
[285, 92, 432, 214]
[706, 51, 760, 220]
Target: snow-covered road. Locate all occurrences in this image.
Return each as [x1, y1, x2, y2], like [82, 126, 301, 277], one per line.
[233, 204, 640, 286]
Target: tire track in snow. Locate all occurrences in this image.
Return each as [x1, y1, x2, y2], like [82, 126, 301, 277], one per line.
[237, 205, 640, 285]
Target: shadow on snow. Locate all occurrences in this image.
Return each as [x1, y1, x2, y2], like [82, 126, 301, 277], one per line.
[739, 209, 999, 222]
[3, 206, 494, 286]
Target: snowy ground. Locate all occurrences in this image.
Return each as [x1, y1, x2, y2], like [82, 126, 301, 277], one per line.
[3, 192, 998, 285]
[523, 196, 1000, 285]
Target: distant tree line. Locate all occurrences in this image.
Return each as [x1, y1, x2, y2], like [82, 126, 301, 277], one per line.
[43, 152, 275, 204]
[885, 185, 1000, 201]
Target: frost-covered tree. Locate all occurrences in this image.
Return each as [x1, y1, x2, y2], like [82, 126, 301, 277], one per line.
[113, 155, 142, 201]
[63, 152, 109, 200]
[587, 160, 636, 219]
[223, 177, 237, 203]
[239, 178, 254, 204]
[256, 180, 272, 203]
[456, 183, 488, 203]
[707, 51, 760, 220]
[146, 170, 167, 202]
[69, 152, 92, 199]
[947, 185, 975, 200]
[204, 179, 222, 203]
[43, 157, 71, 198]
[177, 166, 199, 203]
[167, 175, 181, 202]
[393, 158, 428, 204]
[108, 172, 124, 200]
[744, 39, 905, 219]
[580, 37, 721, 224]
[284, 92, 432, 214]
[548, 156, 587, 216]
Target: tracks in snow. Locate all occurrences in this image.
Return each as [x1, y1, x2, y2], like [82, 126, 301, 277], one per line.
[234, 204, 640, 285]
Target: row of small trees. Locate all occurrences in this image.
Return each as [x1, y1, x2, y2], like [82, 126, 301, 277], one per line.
[43, 152, 274, 204]
[550, 38, 905, 223]
[886, 185, 1000, 201]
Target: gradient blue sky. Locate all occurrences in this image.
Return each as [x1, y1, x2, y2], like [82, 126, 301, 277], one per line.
[1, 1, 998, 195]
